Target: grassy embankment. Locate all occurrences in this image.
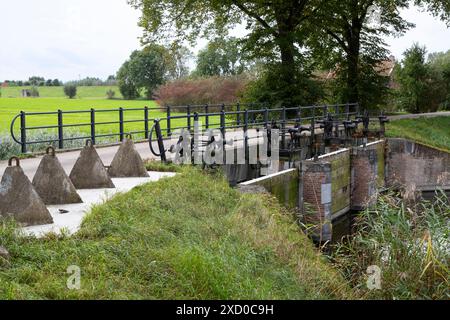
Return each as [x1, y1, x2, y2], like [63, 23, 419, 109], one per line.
[0, 168, 352, 299]
[386, 116, 450, 152]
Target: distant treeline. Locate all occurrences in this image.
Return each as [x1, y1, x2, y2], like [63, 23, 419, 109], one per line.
[2, 76, 117, 87]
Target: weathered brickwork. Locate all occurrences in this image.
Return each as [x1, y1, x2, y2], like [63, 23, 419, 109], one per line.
[386, 139, 450, 190]
[351, 140, 386, 210]
[329, 151, 351, 215]
[300, 149, 351, 241]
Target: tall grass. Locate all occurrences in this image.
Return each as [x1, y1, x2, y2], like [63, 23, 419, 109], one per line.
[331, 191, 449, 299]
[0, 168, 352, 299]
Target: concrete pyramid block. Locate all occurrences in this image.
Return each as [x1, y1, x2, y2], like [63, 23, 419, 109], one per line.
[0, 157, 53, 226]
[69, 140, 115, 189]
[32, 147, 83, 205]
[108, 137, 149, 177]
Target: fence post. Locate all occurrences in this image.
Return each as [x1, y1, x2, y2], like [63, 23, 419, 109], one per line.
[220, 110, 226, 137]
[264, 107, 269, 128]
[205, 104, 209, 129]
[236, 103, 241, 126]
[57, 109, 64, 149]
[166, 106, 171, 137]
[144, 106, 149, 139]
[187, 105, 191, 131]
[119, 107, 124, 141]
[281, 107, 286, 149]
[154, 120, 167, 163]
[345, 103, 350, 119]
[90, 108, 96, 145]
[244, 109, 249, 163]
[20, 111, 27, 153]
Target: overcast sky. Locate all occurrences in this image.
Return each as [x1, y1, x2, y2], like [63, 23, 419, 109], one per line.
[0, 0, 449, 82]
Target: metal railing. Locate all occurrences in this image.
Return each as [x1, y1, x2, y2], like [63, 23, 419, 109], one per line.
[10, 102, 360, 153]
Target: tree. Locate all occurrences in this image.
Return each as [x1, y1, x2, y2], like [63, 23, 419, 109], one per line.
[193, 37, 248, 77]
[29, 76, 45, 86]
[167, 42, 192, 80]
[428, 50, 450, 110]
[52, 79, 61, 86]
[311, 0, 412, 109]
[396, 43, 430, 113]
[414, 0, 450, 25]
[117, 59, 140, 100]
[64, 83, 77, 99]
[117, 44, 181, 99]
[46, 79, 53, 86]
[129, 0, 327, 106]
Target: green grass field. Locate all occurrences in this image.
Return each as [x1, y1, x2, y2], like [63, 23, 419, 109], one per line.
[0, 86, 122, 99]
[0, 97, 164, 136]
[386, 116, 450, 152]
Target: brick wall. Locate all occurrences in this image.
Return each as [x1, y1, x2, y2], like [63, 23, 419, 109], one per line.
[386, 139, 450, 189]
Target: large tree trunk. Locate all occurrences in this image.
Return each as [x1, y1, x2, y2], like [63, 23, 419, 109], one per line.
[346, 37, 360, 105]
[275, 23, 297, 107]
[278, 37, 297, 101]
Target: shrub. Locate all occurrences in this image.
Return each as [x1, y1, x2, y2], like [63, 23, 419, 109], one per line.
[63, 83, 77, 99]
[106, 89, 116, 99]
[154, 75, 248, 108]
[119, 81, 140, 100]
[29, 86, 40, 97]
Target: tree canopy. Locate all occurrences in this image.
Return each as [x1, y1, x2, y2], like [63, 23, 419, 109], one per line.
[129, 0, 450, 108]
[129, 0, 325, 106]
[193, 37, 249, 77]
[116, 44, 190, 99]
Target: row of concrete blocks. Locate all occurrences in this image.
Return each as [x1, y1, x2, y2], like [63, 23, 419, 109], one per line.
[0, 137, 149, 227]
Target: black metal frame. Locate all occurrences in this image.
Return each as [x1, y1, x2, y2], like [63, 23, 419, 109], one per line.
[10, 103, 360, 154]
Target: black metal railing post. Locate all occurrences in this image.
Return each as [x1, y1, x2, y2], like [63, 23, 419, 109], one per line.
[154, 120, 167, 162]
[244, 109, 249, 163]
[166, 106, 171, 137]
[220, 110, 226, 137]
[144, 106, 149, 139]
[57, 109, 64, 149]
[119, 107, 124, 141]
[20, 111, 27, 153]
[236, 103, 241, 126]
[187, 105, 191, 131]
[264, 107, 269, 128]
[281, 107, 286, 149]
[90, 108, 96, 145]
[205, 104, 209, 129]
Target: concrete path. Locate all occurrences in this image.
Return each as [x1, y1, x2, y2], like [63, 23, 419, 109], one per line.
[21, 173, 177, 238]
